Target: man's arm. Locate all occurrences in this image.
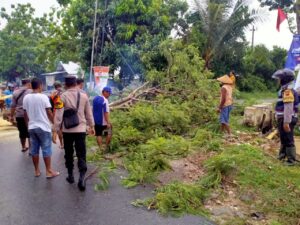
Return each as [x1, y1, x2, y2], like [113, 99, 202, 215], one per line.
[283, 102, 293, 132]
[218, 87, 227, 110]
[104, 112, 111, 128]
[46, 108, 54, 124]
[84, 97, 95, 135]
[24, 111, 29, 127]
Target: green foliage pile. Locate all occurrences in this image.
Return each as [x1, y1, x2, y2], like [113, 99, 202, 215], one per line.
[122, 136, 190, 187]
[99, 40, 220, 187]
[133, 182, 208, 217]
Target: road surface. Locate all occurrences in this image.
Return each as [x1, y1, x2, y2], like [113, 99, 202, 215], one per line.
[0, 118, 215, 225]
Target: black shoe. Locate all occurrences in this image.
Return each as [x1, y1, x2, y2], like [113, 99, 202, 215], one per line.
[78, 172, 86, 191]
[285, 160, 296, 166]
[277, 154, 286, 161]
[78, 179, 86, 191]
[66, 175, 75, 184]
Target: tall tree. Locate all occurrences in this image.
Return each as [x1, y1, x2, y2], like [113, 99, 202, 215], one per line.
[186, 0, 262, 71]
[54, 0, 188, 84]
[0, 4, 48, 80]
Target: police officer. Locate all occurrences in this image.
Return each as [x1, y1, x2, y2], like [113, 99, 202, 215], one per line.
[273, 69, 299, 166]
[53, 76, 95, 191]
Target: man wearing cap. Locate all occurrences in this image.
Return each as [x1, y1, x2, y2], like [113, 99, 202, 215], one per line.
[93, 86, 112, 152]
[217, 75, 233, 135]
[10, 78, 32, 152]
[54, 76, 95, 191]
[273, 69, 299, 166]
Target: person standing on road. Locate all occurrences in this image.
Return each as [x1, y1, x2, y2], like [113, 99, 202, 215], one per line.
[216, 75, 233, 136]
[50, 81, 64, 149]
[93, 87, 112, 152]
[10, 78, 32, 152]
[273, 69, 299, 166]
[3, 84, 14, 109]
[23, 78, 60, 178]
[54, 76, 95, 191]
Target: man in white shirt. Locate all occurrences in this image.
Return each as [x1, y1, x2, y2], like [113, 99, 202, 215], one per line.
[23, 78, 59, 178]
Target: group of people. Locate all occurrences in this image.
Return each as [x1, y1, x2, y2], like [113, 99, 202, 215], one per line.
[217, 69, 299, 166]
[9, 76, 113, 191]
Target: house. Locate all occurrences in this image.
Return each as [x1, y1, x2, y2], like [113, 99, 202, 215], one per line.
[41, 61, 84, 90]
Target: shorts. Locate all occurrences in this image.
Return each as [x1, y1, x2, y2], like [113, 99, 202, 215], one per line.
[29, 128, 52, 157]
[16, 117, 29, 139]
[95, 125, 112, 136]
[220, 105, 232, 125]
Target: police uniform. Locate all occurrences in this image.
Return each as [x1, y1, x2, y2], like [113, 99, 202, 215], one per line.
[53, 76, 94, 191]
[274, 72, 299, 165]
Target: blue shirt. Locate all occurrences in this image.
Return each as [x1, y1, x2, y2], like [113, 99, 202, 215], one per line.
[3, 89, 13, 106]
[93, 96, 109, 125]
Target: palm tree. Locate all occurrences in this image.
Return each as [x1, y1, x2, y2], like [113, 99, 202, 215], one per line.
[190, 0, 263, 69]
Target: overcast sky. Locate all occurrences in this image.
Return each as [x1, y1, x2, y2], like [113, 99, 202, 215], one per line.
[0, 0, 294, 50]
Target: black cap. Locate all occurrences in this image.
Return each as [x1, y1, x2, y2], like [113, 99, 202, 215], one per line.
[65, 76, 77, 86]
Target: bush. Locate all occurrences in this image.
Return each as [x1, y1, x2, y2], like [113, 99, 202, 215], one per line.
[238, 74, 267, 92]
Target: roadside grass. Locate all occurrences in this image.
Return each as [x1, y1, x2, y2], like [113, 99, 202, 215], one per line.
[202, 144, 300, 225]
[137, 144, 300, 224]
[236, 91, 276, 104]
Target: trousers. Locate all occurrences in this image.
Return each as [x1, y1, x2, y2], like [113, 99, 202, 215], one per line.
[63, 132, 87, 173]
[277, 117, 298, 148]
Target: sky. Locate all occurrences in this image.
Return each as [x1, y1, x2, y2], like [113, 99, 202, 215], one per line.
[0, 0, 294, 50]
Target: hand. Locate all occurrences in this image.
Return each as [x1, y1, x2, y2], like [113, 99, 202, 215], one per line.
[283, 123, 291, 133]
[52, 131, 57, 144]
[88, 127, 95, 136]
[107, 123, 112, 128]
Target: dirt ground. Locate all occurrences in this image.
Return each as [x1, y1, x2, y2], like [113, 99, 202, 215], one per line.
[158, 151, 216, 185]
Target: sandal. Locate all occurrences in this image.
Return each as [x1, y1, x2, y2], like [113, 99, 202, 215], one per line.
[46, 171, 60, 179]
[21, 148, 29, 152]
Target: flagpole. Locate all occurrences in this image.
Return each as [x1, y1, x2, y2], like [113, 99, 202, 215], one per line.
[89, 0, 98, 89]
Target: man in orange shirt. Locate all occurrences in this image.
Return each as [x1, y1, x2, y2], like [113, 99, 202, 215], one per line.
[217, 75, 233, 135]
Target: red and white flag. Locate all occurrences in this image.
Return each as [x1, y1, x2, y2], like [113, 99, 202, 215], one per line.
[276, 7, 287, 32]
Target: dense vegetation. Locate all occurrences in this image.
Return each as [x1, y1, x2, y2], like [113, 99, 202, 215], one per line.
[0, 0, 287, 90]
[2, 0, 299, 224]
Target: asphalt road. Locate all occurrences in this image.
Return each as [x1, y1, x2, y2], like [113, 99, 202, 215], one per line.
[0, 121, 215, 225]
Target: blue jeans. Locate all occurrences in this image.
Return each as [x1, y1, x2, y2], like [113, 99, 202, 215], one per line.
[220, 105, 232, 125]
[29, 128, 52, 157]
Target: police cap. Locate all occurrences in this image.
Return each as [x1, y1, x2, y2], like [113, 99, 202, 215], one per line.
[64, 76, 77, 86]
[21, 78, 31, 85]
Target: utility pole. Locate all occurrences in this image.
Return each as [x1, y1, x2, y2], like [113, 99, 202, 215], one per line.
[250, 25, 256, 49]
[89, 0, 98, 88]
[99, 0, 108, 66]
